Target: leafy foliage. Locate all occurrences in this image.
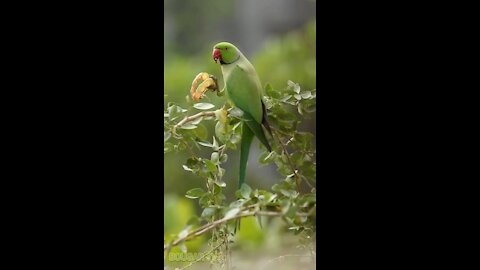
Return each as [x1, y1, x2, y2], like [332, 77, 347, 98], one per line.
[164, 81, 316, 269]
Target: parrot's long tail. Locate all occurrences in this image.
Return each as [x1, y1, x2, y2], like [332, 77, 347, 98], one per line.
[236, 123, 255, 234]
[239, 123, 254, 188]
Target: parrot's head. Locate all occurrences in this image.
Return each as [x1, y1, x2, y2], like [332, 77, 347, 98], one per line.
[213, 42, 240, 65]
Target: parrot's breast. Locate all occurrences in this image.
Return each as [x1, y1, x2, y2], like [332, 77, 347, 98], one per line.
[223, 63, 263, 124]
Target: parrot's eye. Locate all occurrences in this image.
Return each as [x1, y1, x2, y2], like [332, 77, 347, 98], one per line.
[225, 47, 228, 50]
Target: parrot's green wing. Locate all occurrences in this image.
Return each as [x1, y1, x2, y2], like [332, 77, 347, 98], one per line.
[225, 64, 263, 124]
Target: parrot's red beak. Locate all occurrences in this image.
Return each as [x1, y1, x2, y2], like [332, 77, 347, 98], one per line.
[213, 48, 221, 64]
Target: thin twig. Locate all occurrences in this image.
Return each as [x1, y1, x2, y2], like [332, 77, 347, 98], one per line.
[164, 210, 310, 251]
[271, 129, 302, 192]
[173, 111, 216, 133]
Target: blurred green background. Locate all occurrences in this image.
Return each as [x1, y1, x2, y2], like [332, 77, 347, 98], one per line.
[164, 0, 316, 263]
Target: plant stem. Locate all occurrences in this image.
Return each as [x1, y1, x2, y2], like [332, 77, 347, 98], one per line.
[173, 111, 216, 133]
[271, 129, 301, 192]
[164, 210, 310, 251]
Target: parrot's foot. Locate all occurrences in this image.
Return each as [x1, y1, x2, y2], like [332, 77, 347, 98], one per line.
[190, 72, 218, 101]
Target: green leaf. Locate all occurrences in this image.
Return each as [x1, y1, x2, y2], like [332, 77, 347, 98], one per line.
[259, 151, 275, 164]
[190, 116, 203, 125]
[215, 180, 226, 188]
[194, 124, 208, 140]
[239, 184, 252, 199]
[285, 205, 298, 218]
[224, 207, 240, 219]
[265, 83, 273, 92]
[214, 121, 227, 143]
[228, 107, 246, 119]
[272, 183, 282, 193]
[180, 123, 197, 129]
[297, 103, 303, 115]
[220, 153, 228, 163]
[265, 83, 281, 98]
[218, 168, 226, 178]
[211, 152, 219, 164]
[280, 95, 292, 102]
[204, 160, 217, 172]
[288, 80, 301, 93]
[290, 152, 305, 167]
[198, 141, 214, 148]
[232, 121, 242, 130]
[182, 165, 193, 172]
[301, 91, 312, 99]
[178, 225, 191, 239]
[201, 207, 216, 218]
[229, 199, 246, 208]
[185, 188, 205, 199]
[280, 200, 291, 215]
[193, 103, 215, 110]
[199, 193, 212, 207]
[212, 136, 220, 151]
[280, 189, 298, 198]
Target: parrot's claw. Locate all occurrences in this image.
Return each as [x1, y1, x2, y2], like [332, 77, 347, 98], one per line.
[190, 72, 218, 101]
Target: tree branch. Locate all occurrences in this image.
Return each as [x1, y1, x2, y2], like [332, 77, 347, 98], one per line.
[173, 111, 216, 133]
[164, 210, 310, 251]
[271, 129, 302, 192]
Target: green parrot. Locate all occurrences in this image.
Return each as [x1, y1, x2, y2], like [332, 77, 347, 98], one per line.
[212, 42, 273, 188]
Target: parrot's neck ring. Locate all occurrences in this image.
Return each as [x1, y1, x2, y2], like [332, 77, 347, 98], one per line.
[220, 54, 240, 65]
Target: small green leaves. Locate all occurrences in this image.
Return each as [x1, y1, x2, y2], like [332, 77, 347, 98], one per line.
[164, 80, 316, 255]
[167, 104, 187, 121]
[265, 83, 281, 99]
[185, 188, 205, 199]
